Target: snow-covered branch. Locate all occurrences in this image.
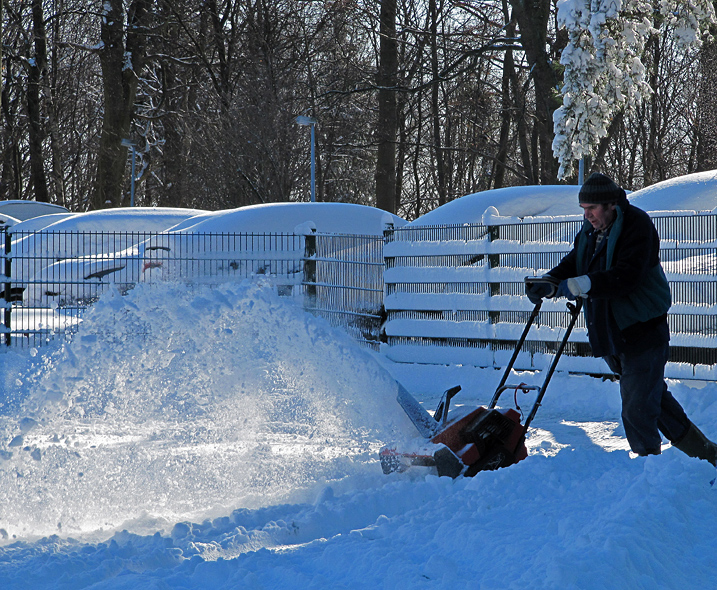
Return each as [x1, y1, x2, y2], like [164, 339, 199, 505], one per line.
[552, 0, 716, 179]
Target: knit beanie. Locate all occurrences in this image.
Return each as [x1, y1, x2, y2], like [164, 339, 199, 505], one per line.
[578, 172, 626, 205]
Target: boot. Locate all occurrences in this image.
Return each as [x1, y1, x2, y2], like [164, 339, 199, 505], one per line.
[673, 423, 717, 466]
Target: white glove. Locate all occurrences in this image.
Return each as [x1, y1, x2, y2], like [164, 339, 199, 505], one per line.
[566, 275, 591, 298]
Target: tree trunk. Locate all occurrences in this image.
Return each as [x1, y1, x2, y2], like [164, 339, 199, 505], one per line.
[510, 0, 560, 184]
[158, 1, 185, 208]
[0, 0, 3, 127]
[643, 34, 661, 185]
[697, 31, 717, 171]
[493, 2, 516, 188]
[94, 0, 151, 209]
[47, 7, 66, 208]
[27, 0, 49, 202]
[429, 0, 447, 206]
[375, 0, 398, 214]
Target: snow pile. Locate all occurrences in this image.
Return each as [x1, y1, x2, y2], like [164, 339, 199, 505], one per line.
[0, 281, 415, 542]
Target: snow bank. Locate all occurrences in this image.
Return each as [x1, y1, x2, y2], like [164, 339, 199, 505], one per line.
[2, 429, 717, 590]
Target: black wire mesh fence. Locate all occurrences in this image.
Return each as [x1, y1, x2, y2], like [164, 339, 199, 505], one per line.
[2, 228, 384, 350]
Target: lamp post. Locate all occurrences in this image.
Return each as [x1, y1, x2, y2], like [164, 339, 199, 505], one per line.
[121, 138, 137, 207]
[295, 115, 317, 202]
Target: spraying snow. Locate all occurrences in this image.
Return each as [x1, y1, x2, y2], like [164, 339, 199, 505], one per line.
[0, 281, 415, 541]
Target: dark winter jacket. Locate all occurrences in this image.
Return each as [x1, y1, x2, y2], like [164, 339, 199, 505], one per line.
[549, 200, 671, 357]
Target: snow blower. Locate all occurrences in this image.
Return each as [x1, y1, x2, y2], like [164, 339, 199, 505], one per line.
[380, 279, 582, 478]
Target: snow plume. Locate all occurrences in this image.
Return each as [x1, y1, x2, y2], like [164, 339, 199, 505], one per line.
[553, 0, 715, 179]
[0, 281, 414, 540]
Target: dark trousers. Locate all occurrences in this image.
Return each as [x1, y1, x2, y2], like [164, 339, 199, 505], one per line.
[603, 342, 690, 455]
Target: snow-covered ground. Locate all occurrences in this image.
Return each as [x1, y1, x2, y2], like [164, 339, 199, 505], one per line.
[1, 280, 716, 590]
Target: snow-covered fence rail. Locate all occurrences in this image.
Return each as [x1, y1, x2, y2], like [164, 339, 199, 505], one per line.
[382, 212, 717, 380]
[4, 213, 716, 374]
[1, 228, 384, 349]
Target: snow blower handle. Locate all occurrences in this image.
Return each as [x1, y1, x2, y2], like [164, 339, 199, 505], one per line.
[522, 299, 582, 430]
[492, 298, 543, 399]
[524, 275, 560, 304]
[489, 299, 582, 422]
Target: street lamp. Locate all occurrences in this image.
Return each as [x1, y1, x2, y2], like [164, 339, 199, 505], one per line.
[295, 115, 317, 202]
[121, 138, 137, 207]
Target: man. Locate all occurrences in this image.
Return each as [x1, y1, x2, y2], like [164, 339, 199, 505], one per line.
[526, 172, 717, 465]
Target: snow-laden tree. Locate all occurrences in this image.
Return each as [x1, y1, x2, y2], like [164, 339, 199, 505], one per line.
[553, 0, 716, 179]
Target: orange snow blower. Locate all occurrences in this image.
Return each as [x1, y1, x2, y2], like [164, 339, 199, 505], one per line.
[380, 286, 582, 478]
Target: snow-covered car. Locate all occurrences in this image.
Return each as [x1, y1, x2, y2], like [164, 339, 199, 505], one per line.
[628, 169, 717, 212]
[20, 203, 405, 305]
[0, 200, 69, 221]
[141, 202, 406, 287]
[9, 212, 75, 232]
[11, 208, 206, 305]
[160, 202, 405, 235]
[140, 232, 304, 286]
[11, 207, 207, 272]
[1, 213, 21, 228]
[405, 171, 717, 228]
[409, 185, 583, 225]
[22, 247, 142, 307]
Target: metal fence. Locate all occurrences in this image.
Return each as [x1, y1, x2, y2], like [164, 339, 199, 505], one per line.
[383, 212, 717, 380]
[1, 227, 385, 350]
[303, 232, 386, 347]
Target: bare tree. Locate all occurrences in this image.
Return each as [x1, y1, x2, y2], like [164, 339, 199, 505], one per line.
[696, 31, 717, 171]
[375, 0, 398, 213]
[509, 0, 560, 184]
[26, 0, 49, 202]
[0, 1, 3, 123]
[94, 0, 153, 209]
[1, 0, 713, 217]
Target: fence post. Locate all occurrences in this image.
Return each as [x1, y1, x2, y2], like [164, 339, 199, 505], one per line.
[487, 221, 500, 324]
[303, 228, 317, 311]
[382, 223, 395, 341]
[2, 224, 10, 346]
